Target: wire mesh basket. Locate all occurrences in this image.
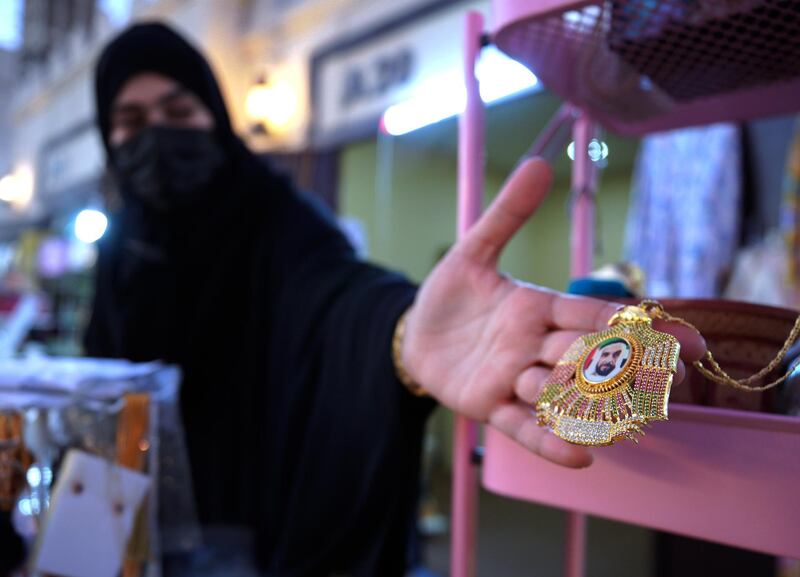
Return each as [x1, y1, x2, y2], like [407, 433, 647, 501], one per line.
[493, 0, 800, 133]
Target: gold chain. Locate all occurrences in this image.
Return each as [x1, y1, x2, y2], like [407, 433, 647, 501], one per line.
[646, 300, 800, 391]
[639, 300, 800, 392]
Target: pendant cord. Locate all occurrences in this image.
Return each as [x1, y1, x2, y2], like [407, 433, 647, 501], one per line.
[640, 300, 800, 392]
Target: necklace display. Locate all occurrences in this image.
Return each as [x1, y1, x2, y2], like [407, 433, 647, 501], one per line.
[535, 300, 800, 446]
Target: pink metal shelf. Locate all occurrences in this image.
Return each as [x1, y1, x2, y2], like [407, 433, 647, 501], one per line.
[492, 0, 800, 135]
[453, 4, 800, 575]
[482, 403, 800, 558]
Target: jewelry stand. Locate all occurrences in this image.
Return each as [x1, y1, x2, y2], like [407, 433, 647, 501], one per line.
[453, 3, 800, 576]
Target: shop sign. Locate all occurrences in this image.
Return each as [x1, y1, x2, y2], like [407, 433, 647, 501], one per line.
[312, 0, 487, 144]
[40, 122, 104, 199]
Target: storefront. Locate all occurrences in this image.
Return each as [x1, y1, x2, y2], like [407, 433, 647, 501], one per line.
[309, 0, 639, 290]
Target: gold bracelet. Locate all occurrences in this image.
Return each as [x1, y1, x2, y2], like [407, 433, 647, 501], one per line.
[392, 309, 428, 397]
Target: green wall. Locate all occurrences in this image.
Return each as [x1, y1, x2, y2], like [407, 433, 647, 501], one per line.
[338, 133, 634, 291]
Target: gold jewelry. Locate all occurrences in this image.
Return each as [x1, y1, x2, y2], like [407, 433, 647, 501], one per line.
[642, 300, 800, 392]
[392, 309, 428, 397]
[536, 300, 800, 446]
[536, 303, 679, 446]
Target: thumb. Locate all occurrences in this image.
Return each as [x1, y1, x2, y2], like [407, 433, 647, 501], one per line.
[456, 157, 553, 267]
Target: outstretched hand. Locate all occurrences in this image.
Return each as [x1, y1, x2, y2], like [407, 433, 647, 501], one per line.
[401, 158, 706, 468]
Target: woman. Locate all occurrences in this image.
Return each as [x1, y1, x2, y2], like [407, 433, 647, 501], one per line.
[87, 22, 704, 577]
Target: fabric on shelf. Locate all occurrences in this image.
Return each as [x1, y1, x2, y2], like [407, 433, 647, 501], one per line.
[724, 115, 800, 309]
[625, 123, 741, 297]
[781, 116, 800, 291]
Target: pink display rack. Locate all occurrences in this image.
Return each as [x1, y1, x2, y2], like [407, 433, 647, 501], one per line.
[452, 2, 800, 576]
[484, 406, 800, 557]
[493, 0, 800, 136]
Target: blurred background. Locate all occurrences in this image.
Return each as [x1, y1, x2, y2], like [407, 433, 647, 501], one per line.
[0, 0, 641, 360]
[0, 1, 797, 576]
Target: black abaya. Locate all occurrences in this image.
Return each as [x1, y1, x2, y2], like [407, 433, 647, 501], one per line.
[86, 23, 435, 577]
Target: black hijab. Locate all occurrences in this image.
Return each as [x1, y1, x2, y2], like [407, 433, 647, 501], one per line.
[87, 22, 434, 577]
[94, 22, 234, 150]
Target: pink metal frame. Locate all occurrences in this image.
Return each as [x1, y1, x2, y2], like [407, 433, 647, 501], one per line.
[569, 112, 596, 279]
[564, 110, 598, 577]
[451, 11, 485, 577]
[455, 7, 800, 577]
[522, 103, 576, 163]
[454, 10, 601, 577]
[482, 404, 800, 558]
[454, 12, 600, 577]
[491, 0, 800, 136]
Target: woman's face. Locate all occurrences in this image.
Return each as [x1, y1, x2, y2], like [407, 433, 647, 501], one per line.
[109, 72, 215, 146]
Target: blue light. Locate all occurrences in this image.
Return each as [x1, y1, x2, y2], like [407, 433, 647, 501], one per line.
[0, 0, 22, 51]
[75, 209, 109, 244]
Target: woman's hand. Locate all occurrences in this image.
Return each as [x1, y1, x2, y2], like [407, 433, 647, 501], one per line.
[402, 158, 706, 468]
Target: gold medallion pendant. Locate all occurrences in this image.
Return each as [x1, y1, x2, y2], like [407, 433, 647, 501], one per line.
[535, 303, 680, 446]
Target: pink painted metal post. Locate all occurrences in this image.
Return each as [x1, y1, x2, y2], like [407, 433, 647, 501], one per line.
[564, 109, 598, 577]
[564, 512, 587, 577]
[458, 12, 485, 234]
[569, 111, 596, 279]
[452, 10, 484, 577]
[524, 103, 575, 161]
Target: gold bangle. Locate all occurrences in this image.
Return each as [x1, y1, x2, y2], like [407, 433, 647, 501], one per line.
[392, 309, 428, 397]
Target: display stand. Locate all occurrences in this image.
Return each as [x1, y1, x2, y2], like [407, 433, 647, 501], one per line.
[0, 359, 199, 577]
[452, 3, 800, 576]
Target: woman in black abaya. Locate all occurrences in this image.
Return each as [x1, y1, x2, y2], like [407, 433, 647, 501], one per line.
[88, 22, 433, 576]
[86, 21, 704, 577]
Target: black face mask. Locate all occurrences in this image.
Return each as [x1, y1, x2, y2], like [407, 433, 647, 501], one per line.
[112, 125, 226, 212]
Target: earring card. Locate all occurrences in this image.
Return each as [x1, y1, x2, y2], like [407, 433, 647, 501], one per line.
[32, 449, 151, 577]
